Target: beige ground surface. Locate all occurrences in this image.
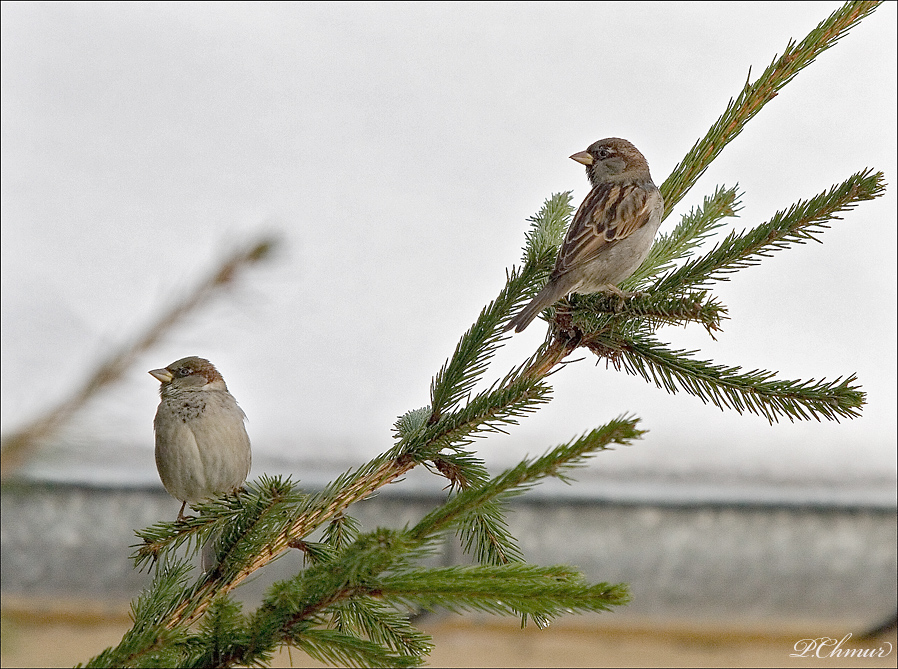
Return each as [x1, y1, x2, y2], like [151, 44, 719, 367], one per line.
[1, 598, 895, 668]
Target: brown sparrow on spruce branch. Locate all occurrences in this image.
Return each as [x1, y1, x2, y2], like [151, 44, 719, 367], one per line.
[507, 137, 664, 333]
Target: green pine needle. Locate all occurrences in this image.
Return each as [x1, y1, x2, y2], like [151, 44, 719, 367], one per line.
[456, 500, 525, 566]
[428, 193, 573, 421]
[660, 1, 882, 216]
[652, 169, 886, 294]
[629, 184, 742, 287]
[410, 417, 644, 543]
[522, 191, 575, 265]
[428, 374, 554, 452]
[378, 564, 630, 618]
[566, 290, 728, 338]
[329, 600, 434, 660]
[602, 334, 865, 423]
[290, 628, 424, 669]
[323, 514, 362, 551]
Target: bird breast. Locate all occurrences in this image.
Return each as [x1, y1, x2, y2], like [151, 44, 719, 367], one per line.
[153, 389, 251, 503]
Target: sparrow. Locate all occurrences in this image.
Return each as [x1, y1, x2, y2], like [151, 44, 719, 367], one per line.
[150, 356, 252, 521]
[506, 138, 664, 333]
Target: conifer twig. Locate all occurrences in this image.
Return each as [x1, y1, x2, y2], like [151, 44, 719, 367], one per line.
[165, 455, 419, 628]
[629, 185, 741, 286]
[428, 193, 574, 423]
[659, 0, 882, 217]
[591, 334, 865, 423]
[652, 169, 886, 294]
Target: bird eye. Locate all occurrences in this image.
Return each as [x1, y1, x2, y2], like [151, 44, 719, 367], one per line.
[175, 367, 191, 377]
[597, 148, 611, 159]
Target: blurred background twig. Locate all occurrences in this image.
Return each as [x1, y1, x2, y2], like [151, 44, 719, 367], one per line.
[0, 234, 279, 480]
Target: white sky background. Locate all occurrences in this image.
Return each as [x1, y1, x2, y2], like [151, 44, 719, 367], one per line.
[2, 2, 896, 491]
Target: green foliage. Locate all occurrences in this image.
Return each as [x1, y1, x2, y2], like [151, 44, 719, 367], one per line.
[428, 191, 573, 422]
[456, 499, 524, 566]
[86, 3, 885, 667]
[409, 420, 645, 545]
[659, 0, 880, 216]
[103, 417, 641, 668]
[606, 335, 864, 423]
[651, 169, 886, 295]
[378, 564, 630, 617]
[631, 184, 742, 287]
[290, 628, 423, 668]
[83, 560, 194, 668]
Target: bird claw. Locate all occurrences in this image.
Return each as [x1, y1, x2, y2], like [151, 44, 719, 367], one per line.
[604, 286, 642, 312]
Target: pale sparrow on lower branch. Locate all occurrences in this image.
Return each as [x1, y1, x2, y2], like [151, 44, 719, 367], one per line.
[150, 356, 252, 521]
[506, 138, 664, 333]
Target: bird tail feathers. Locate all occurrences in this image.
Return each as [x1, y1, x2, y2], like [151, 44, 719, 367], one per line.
[505, 280, 570, 333]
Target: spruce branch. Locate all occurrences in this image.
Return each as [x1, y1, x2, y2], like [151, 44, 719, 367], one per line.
[455, 501, 525, 566]
[659, 0, 882, 217]
[434, 458, 525, 568]
[193, 529, 429, 668]
[427, 373, 553, 451]
[432, 449, 490, 490]
[191, 588, 429, 669]
[132, 474, 305, 570]
[135, 352, 618, 635]
[194, 597, 259, 669]
[234, 421, 640, 663]
[562, 290, 727, 338]
[591, 334, 865, 423]
[83, 560, 194, 668]
[428, 193, 573, 422]
[392, 406, 432, 442]
[432, 452, 526, 567]
[136, 456, 420, 632]
[522, 191, 576, 266]
[427, 264, 532, 423]
[629, 184, 742, 286]
[323, 513, 362, 551]
[220, 440, 635, 669]
[290, 628, 423, 669]
[409, 418, 645, 544]
[652, 169, 886, 294]
[424, 418, 643, 568]
[329, 599, 433, 660]
[292, 540, 338, 565]
[378, 564, 630, 618]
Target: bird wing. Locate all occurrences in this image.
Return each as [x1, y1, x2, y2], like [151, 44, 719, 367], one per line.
[554, 181, 661, 275]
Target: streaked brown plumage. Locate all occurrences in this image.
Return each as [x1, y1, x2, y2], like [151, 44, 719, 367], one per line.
[506, 138, 664, 333]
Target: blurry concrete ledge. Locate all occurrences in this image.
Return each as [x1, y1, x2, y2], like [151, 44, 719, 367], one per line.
[1, 480, 895, 633]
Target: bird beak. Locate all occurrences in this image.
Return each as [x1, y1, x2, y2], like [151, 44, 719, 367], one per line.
[149, 368, 173, 383]
[570, 151, 593, 166]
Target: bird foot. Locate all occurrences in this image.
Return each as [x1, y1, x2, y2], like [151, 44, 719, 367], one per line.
[603, 286, 641, 311]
